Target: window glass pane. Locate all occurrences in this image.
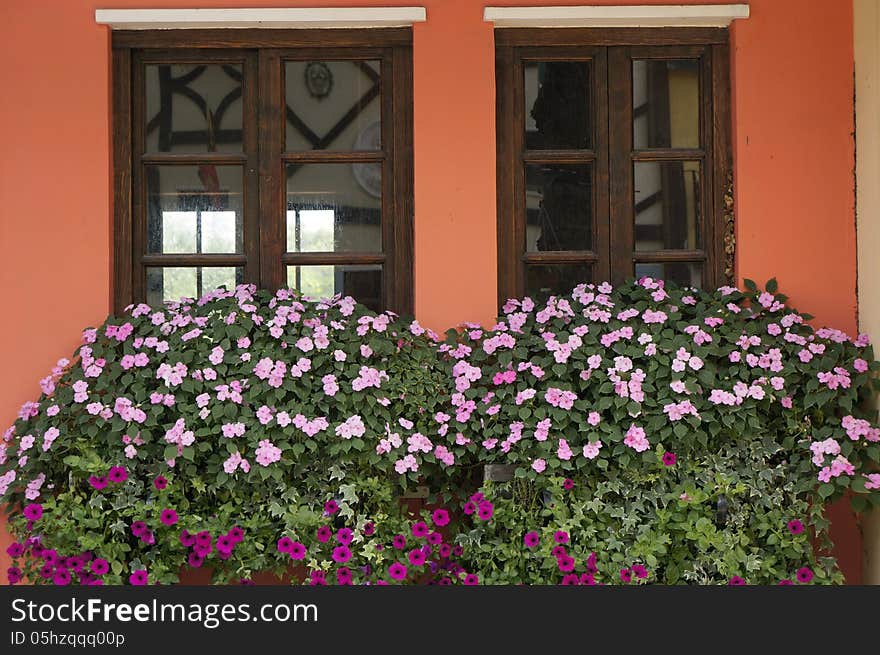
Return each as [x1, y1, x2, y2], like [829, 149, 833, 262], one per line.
[286, 163, 381, 252]
[146, 267, 243, 305]
[526, 163, 592, 252]
[525, 263, 592, 300]
[635, 262, 702, 288]
[524, 61, 592, 150]
[285, 61, 381, 152]
[286, 265, 382, 311]
[634, 161, 701, 251]
[147, 166, 243, 254]
[145, 64, 243, 153]
[633, 59, 700, 150]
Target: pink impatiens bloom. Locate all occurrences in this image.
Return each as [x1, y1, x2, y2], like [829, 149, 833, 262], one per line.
[532, 458, 547, 473]
[623, 424, 650, 453]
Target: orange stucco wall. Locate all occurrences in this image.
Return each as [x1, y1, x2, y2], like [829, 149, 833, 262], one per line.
[0, 0, 860, 582]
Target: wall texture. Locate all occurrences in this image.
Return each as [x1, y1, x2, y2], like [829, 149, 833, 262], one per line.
[0, 0, 861, 581]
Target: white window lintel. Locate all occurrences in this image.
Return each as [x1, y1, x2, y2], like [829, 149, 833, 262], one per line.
[95, 7, 427, 30]
[484, 5, 750, 28]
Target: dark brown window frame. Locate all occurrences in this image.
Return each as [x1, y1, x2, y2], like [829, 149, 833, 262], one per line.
[495, 27, 733, 305]
[112, 28, 414, 314]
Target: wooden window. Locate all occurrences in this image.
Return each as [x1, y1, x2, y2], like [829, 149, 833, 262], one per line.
[495, 28, 732, 304]
[113, 29, 414, 314]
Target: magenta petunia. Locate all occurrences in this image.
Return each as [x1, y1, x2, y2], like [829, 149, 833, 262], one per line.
[228, 526, 244, 543]
[23, 503, 43, 521]
[427, 531, 442, 545]
[551, 545, 567, 558]
[580, 573, 596, 585]
[129, 569, 148, 586]
[153, 475, 168, 490]
[309, 570, 327, 586]
[53, 569, 71, 586]
[160, 509, 178, 526]
[662, 452, 677, 467]
[392, 534, 407, 549]
[408, 549, 427, 566]
[477, 501, 494, 521]
[108, 467, 128, 484]
[431, 509, 450, 527]
[336, 528, 353, 546]
[557, 555, 575, 572]
[553, 530, 569, 544]
[289, 542, 307, 560]
[463, 502, 476, 515]
[90, 558, 110, 575]
[796, 567, 814, 584]
[336, 567, 353, 585]
[463, 573, 479, 585]
[188, 552, 204, 568]
[563, 478, 574, 490]
[787, 520, 805, 535]
[6, 542, 24, 558]
[362, 522, 375, 536]
[411, 521, 429, 538]
[324, 500, 339, 516]
[524, 531, 540, 548]
[131, 521, 147, 537]
[88, 475, 108, 490]
[180, 530, 196, 548]
[728, 576, 746, 585]
[561, 574, 579, 585]
[332, 546, 352, 564]
[620, 568, 633, 583]
[7, 567, 22, 584]
[316, 526, 332, 543]
[389, 562, 408, 580]
[216, 535, 234, 554]
[778, 579, 794, 585]
[277, 536, 294, 553]
[631, 564, 648, 579]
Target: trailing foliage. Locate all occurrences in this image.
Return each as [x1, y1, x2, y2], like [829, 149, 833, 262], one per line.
[2, 278, 879, 585]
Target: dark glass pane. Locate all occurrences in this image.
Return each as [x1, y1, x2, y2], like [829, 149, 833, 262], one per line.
[286, 265, 382, 311]
[146, 267, 243, 305]
[524, 61, 592, 150]
[526, 163, 592, 252]
[285, 61, 381, 152]
[525, 264, 592, 300]
[146, 165, 243, 254]
[635, 262, 702, 288]
[634, 161, 701, 251]
[145, 64, 243, 153]
[633, 59, 700, 149]
[286, 163, 381, 253]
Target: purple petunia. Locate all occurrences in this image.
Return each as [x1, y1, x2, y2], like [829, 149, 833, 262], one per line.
[631, 564, 648, 579]
[277, 536, 294, 553]
[557, 555, 575, 573]
[563, 478, 574, 490]
[662, 452, 677, 467]
[7, 567, 22, 584]
[180, 530, 196, 548]
[392, 534, 407, 549]
[388, 562, 408, 580]
[131, 521, 147, 537]
[427, 531, 442, 545]
[336, 567, 353, 585]
[778, 579, 794, 585]
[463, 502, 476, 515]
[620, 568, 633, 583]
[336, 528, 353, 546]
[160, 509, 178, 526]
[477, 502, 494, 521]
[362, 522, 375, 536]
[561, 574, 579, 585]
[554, 530, 569, 544]
[53, 569, 71, 586]
[463, 573, 479, 585]
[787, 520, 805, 535]
[728, 576, 746, 586]
[216, 535, 234, 554]
[524, 531, 540, 548]
[153, 475, 168, 490]
[6, 542, 24, 558]
[316, 526, 332, 543]
[324, 500, 339, 516]
[188, 552, 204, 568]
[411, 522, 429, 538]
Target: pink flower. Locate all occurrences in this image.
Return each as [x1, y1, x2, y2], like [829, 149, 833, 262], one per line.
[623, 424, 650, 453]
[854, 358, 869, 373]
[531, 458, 547, 473]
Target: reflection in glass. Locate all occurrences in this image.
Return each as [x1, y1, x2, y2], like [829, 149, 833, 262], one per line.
[526, 164, 592, 252]
[146, 267, 242, 305]
[524, 61, 592, 150]
[286, 163, 381, 252]
[633, 59, 700, 150]
[285, 61, 381, 152]
[287, 265, 382, 311]
[145, 64, 243, 153]
[525, 263, 591, 300]
[634, 161, 701, 252]
[635, 262, 702, 288]
[147, 166, 243, 254]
